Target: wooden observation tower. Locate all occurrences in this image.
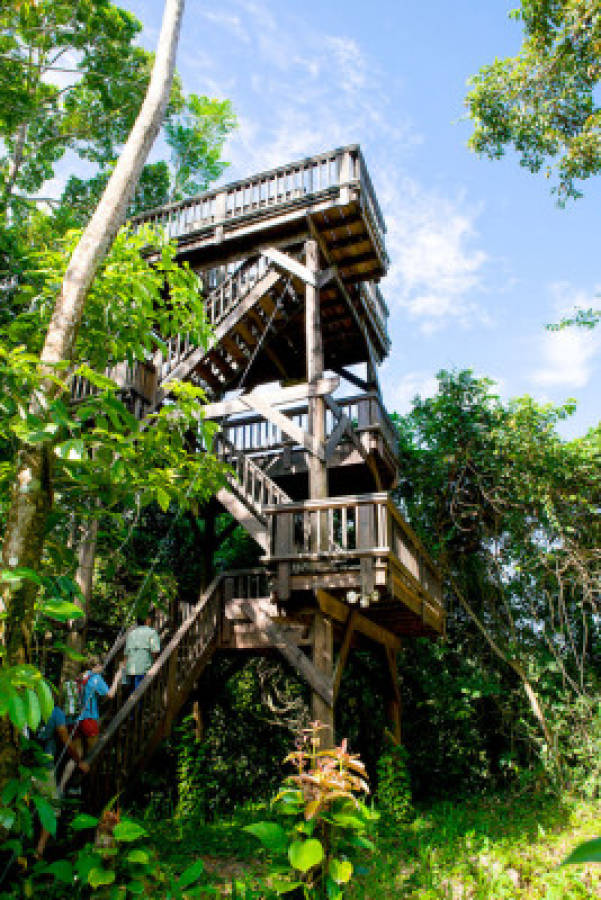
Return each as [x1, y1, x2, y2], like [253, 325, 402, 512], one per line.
[81, 145, 445, 800]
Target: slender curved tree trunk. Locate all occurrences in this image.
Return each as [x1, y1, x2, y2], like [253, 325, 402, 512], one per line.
[447, 571, 556, 755]
[0, 0, 185, 666]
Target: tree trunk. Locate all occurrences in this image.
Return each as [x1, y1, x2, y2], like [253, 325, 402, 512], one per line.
[60, 515, 99, 684]
[3, 123, 28, 210]
[447, 571, 556, 755]
[1, 0, 186, 668]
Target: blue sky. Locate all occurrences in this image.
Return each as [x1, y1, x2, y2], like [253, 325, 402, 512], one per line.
[121, 0, 601, 437]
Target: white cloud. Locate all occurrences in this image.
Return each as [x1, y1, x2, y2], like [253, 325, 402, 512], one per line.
[385, 371, 439, 413]
[200, 10, 251, 44]
[380, 177, 490, 332]
[531, 283, 601, 389]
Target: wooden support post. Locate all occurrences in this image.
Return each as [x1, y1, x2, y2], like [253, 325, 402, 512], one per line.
[192, 700, 204, 742]
[312, 610, 334, 746]
[333, 610, 356, 701]
[305, 239, 327, 516]
[384, 646, 402, 745]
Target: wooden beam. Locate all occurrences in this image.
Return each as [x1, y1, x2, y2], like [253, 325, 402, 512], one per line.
[240, 393, 325, 461]
[316, 589, 401, 651]
[263, 247, 316, 286]
[332, 366, 371, 393]
[333, 610, 357, 701]
[201, 376, 339, 419]
[216, 488, 269, 553]
[241, 600, 333, 705]
[324, 413, 350, 461]
[317, 266, 336, 288]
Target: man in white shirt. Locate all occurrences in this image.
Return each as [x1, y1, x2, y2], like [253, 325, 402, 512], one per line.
[124, 613, 161, 692]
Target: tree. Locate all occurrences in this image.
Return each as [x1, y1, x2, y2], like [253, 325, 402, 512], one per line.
[395, 371, 601, 772]
[0, 0, 152, 215]
[0, 0, 186, 669]
[466, 5, 601, 329]
[466, 1, 601, 205]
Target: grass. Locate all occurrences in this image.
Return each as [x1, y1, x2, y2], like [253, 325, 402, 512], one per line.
[147, 792, 601, 898]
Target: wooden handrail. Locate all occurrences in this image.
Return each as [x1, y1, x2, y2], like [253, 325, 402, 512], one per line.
[85, 572, 223, 768]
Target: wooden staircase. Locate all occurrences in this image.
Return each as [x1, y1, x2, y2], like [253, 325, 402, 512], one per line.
[214, 433, 291, 553]
[86, 571, 270, 808]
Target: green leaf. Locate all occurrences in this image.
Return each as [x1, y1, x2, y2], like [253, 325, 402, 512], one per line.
[113, 820, 148, 842]
[8, 691, 26, 730]
[126, 849, 149, 865]
[52, 641, 86, 662]
[36, 679, 54, 720]
[88, 867, 116, 888]
[563, 837, 601, 865]
[71, 813, 100, 831]
[45, 860, 74, 883]
[244, 822, 288, 854]
[329, 858, 352, 884]
[177, 858, 205, 888]
[126, 881, 145, 895]
[24, 688, 41, 731]
[288, 838, 323, 873]
[42, 598, 84, 622]
[0, 808, 15, 830]
[32, 795, 57, 836]
[271, 877, 303, 894]
[156, 486, 170, 512]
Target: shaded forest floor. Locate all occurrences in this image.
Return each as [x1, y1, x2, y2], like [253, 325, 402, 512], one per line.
[148, 791, 601, 898]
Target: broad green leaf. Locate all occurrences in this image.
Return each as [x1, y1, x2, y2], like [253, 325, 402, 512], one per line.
[329, 858, 352, 884]
[32, 795, 57, 836]
[177, 858, 205, 888]
[45, 860, 74, 883]
[71, 813, 100, 831]
[24, 688, 41, 731]
[8, 691, 26, 730]
[88, 867, 116, 888]
[42, 598, 84, 622]
[0, 568, 42, 586]
[126, 849, 149, 865]
[126, 880, 145, 895]
[563, 837, 601, 866]
[271, 877, 303, 894]
[113, 820, 147, 842]
[36, 679, 54, 720]
[243, 822, 288, 854]
[288, 838, 323, 873]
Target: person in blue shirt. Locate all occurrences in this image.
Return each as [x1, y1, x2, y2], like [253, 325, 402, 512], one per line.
[73, 659, 116, 758]
[35, 705, 89, 857]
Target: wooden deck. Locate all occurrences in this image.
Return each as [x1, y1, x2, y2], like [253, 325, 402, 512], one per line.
[131, 145, 387, 281]
[266, 492, 445, 637]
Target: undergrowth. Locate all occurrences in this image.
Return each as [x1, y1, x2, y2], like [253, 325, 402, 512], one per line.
[148, 791, 601, 899]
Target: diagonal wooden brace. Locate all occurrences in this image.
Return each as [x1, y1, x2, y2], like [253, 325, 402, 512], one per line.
[241, 600, 333, 705]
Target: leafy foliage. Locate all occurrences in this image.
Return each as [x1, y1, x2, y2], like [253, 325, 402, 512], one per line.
[375, 734, 413, 826]
[466, 0, 601, 203]
[244, 723, 378, 898]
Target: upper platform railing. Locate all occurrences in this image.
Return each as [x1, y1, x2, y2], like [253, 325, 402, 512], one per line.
[130, 145, 387, 264]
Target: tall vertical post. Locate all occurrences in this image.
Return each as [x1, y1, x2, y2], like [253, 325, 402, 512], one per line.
[312, 611, 334, 745]
[306, 239, 334, 744]
[305, 239, 327, 503]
